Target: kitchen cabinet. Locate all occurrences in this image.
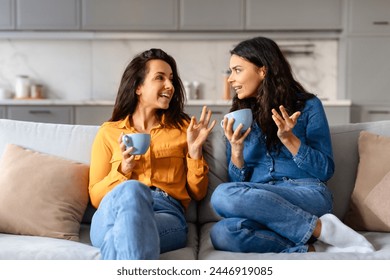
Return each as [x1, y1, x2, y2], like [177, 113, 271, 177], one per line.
[246, 0, 342, 30]
[82, 0, 178, 31]
[179, 0, 244, 30]
[0, 0, 15, 30]
[323, 105, 350, 125]
[6, 106, 73, 124]
[74, 105, 113, 125]
[351, 105, 390, 123]
[0, 106, 5, 118]
[346, 37, 390, 105]
[185, 105, 230, 120]
[348, 0, 390, 35]
[16, 0, 80, 30]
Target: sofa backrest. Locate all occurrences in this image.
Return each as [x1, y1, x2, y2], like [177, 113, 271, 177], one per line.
[0, 119, 99, 164]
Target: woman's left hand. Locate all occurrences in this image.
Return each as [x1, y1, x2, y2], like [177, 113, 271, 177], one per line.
[272, 105, 301, 155]
[187, 106, 216, 159]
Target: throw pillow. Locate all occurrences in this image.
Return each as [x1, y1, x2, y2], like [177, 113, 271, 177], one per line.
[0, 144, 89, 241]
[364, 170, 390, 231]
[344, 131, 390, 231]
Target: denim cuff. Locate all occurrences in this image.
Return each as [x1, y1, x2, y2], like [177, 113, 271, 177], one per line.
[292, 143, 309, 167]
[229, 161, 248, 181]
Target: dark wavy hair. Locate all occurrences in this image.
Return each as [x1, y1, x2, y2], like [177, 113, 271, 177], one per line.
[110, 48, 189, 129]
[230, 36, 315, 150]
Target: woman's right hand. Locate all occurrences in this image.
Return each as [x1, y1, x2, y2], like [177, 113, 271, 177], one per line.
[119, 133, 136, 176]
[222, 117, 251, 168]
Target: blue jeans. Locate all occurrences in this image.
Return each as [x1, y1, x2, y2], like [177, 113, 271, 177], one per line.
[210, 178, 333, 253]
[90, 180, 187, 260]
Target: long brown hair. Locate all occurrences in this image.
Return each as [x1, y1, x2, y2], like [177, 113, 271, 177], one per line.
[230, 37, 315, 150]
[110, 48, 189, 128]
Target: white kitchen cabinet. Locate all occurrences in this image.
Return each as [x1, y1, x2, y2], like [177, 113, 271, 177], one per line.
[0, 0, 15, 30]
[0, 106, 5, 118]
[16, 0, 80, 30]
[6, 106, 73, 124]
[346, 37, 390, 105]
[179, 0, 244, 30]
[74, 105, 113, 125]
[348, 0, 390, 35]
[323, 105, 350, 125]
[184, 105, 230, 119]
[351, 105, 390, 123]
[82, 0, 178, 31]
[246, 0, 342, 30]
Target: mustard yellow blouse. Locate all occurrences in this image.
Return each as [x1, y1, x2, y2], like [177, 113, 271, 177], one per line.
[88, 115, 209, 209]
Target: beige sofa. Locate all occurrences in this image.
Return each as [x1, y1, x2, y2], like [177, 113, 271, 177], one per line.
[0, 118, 390, 259]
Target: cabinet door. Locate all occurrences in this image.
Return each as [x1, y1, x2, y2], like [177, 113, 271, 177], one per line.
[323, 106, 351, 125]
[7, 106, 73, 124]
[348, 0, 390, 35]
[180, 0, 244, 30]
[82, 0, 178, 31]
[347, 37, 390, 105]
[74, 105, 113, 125]
[0, 106, 5, 118]
[16, 0, 80, 30]
[246, 0, 342, 30]
[0, 0, 15, 30]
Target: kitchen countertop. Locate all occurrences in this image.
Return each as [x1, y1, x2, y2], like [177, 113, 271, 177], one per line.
[0, 99, 352, 106]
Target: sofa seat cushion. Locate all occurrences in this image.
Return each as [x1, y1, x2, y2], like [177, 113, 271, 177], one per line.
[0, 144, 89, 241]
[198, 222, 390, 260]
[0, 225, 100, 260]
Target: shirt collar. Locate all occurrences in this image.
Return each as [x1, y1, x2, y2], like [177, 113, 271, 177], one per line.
[118, 114, 166, 130]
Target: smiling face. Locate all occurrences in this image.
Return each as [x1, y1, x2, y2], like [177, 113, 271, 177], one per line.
[228, 54, 265, 99]
[136, 59, 174, 110]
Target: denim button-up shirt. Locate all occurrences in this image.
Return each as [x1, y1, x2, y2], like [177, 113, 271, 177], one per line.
[227, 96, 334, 183]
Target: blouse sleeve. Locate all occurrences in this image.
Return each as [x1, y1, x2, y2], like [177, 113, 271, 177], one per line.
[88, 127, 129, 208]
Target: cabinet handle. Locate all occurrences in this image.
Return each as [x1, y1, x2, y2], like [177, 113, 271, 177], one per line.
[28, 110, 52, 114]
[368, 110, 390, 114]
[373, 21, 389, 25]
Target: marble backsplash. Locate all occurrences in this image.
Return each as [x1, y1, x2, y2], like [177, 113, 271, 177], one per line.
[0, 37, 337, 102]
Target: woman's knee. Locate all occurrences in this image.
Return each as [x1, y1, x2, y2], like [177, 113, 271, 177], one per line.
[112, 180, 151, 199]
[211, 183, 239, 215]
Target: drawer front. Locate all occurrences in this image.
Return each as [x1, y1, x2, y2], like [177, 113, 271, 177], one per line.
[184, 105, 230, 119]
[74, 105, 113, 125]
[7, 106, 73, 124]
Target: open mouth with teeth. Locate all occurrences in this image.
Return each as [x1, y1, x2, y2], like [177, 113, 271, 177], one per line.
[233, 86, 242, 93]
[160, 93, 171, 99]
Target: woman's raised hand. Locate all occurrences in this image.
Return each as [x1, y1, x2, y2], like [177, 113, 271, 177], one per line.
[187, 106, 216, 159]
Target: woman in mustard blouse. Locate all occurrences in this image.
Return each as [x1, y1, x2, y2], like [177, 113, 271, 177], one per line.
[89, 48, 215, 260]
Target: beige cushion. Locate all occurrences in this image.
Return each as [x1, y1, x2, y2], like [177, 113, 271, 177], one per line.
[344, 131, 390, 231]
[364, 170, 390, 231]
[0, 144, 89, 241]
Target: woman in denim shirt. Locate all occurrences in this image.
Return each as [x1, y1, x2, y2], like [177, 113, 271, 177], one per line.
[210, 37, 374, 253]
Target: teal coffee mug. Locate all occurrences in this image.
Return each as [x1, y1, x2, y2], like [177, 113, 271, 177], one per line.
[221, 108, 253, 132]
[122, 133, 151, 155]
